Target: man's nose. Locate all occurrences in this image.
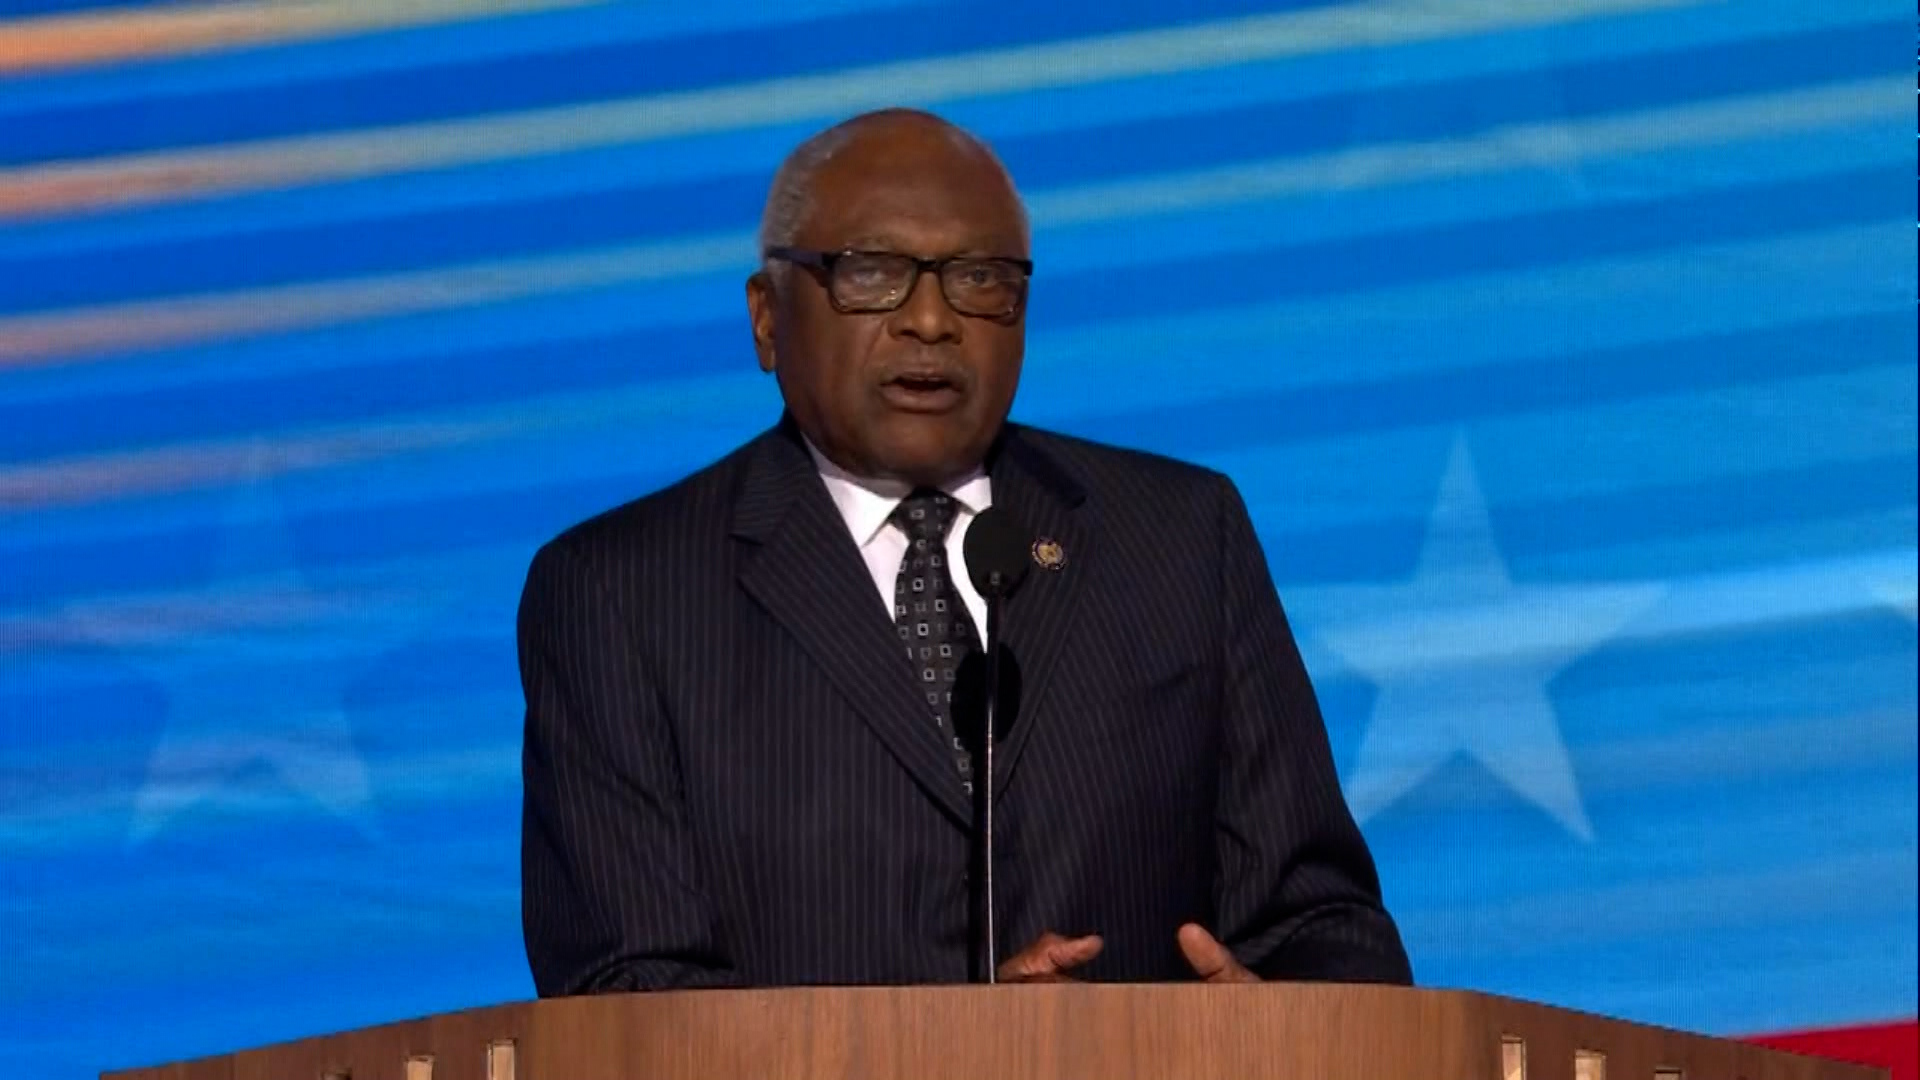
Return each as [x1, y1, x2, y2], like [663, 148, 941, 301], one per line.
[888, 268, 962, 343]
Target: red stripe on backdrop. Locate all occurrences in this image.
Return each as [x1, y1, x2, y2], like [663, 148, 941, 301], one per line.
[1746, 1020, 1918, 1080]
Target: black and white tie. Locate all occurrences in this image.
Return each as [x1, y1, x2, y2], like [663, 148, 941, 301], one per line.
[889, 488, 979, 792]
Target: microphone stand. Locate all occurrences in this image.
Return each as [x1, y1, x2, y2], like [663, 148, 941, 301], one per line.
[962, 507, 1027, 986]
[980, 586, 1002, 984]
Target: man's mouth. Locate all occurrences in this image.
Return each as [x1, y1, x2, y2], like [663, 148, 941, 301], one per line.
[879, 372, 964, 412]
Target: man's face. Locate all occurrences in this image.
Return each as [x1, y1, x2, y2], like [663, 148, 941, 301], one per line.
[748, 123, 1029, 487]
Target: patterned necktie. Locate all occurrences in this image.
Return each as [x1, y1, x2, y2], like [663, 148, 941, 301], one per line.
[889, 488, 979, 793]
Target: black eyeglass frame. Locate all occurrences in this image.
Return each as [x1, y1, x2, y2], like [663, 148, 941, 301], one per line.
[763, 246, 1035, 318]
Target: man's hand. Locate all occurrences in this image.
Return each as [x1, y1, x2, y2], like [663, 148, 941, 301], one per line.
[1178, 923, 1260, 983]
[996, 931, 1104, 982]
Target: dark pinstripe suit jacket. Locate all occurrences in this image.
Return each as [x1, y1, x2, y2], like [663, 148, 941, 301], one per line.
[517, 417, 1412, 994]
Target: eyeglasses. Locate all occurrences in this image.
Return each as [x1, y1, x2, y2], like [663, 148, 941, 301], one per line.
[764, 246, 1033, 318]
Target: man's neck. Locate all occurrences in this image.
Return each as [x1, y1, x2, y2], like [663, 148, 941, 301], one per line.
[801, 438, 985, 498]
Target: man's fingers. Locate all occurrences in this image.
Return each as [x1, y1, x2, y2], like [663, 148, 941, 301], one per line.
[1178, 923, 1258, 983]
[1044, 934, 1104, 970]
[999, 935, 1060, 979]
[999, 931, 1103, 981]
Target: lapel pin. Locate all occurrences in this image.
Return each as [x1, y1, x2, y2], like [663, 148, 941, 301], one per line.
[1031, 537, 1067, 571]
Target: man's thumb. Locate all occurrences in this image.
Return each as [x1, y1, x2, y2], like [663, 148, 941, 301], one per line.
[1178, 923, 1235, 980]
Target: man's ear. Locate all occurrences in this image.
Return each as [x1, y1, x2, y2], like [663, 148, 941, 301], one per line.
[746, 270, 778, 373]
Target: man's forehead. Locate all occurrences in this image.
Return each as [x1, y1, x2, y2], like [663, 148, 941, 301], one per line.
[806, 175, 1023, 250]
[809, 217, 1022, 258]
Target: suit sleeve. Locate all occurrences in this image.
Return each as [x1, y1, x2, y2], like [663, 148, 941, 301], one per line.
[1208, 474, 1414, 985]
[518, 537, 738, 994]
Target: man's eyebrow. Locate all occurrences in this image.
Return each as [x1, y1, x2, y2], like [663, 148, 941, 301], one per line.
[840, 236, 1012, 256]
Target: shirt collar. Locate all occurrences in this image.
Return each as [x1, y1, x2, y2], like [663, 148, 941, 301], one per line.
[805, 437, 992, 547]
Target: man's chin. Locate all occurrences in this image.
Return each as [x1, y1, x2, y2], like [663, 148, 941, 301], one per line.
[868, 437, 983, 487]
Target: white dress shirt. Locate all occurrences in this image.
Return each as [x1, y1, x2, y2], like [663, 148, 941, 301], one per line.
[806, 440, 992, 637]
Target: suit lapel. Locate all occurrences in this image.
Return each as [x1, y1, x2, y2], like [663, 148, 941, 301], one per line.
[732, 423, 974, 828]
[985, 426, 1093, 800]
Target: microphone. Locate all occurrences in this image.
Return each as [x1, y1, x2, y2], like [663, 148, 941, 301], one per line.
[962, 507, 1029, 984]
[966, 507, 1030, 603]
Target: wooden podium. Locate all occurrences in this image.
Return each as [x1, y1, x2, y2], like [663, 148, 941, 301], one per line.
[101, 984, 1884, 1080]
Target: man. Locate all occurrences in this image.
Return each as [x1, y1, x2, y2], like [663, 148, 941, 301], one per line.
[517, 108, 1412, 992]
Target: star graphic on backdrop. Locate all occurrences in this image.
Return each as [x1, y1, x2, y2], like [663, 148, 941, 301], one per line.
[1292, 437, 1665, 842]
[57, 451, 440, 847]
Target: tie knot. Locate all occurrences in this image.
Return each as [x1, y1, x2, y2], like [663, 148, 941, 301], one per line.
[889, 487, 959, 542]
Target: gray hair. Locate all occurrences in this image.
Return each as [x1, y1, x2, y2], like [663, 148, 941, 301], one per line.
[757, 110, 1030, 264]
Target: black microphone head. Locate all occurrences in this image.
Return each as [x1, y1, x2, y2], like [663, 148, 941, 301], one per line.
[964, 507, 1031, 600]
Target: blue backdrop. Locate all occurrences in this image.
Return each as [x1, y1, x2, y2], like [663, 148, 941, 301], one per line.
[0, 1, 1913, 1076]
